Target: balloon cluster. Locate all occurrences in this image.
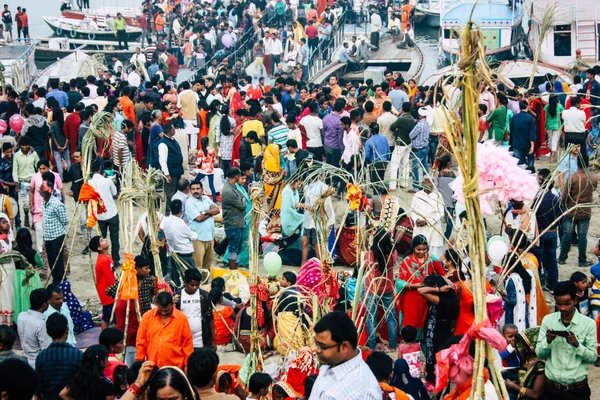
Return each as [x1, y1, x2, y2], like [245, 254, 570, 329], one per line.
[9, 114, 24, 133]
[450, 142, 539, 215]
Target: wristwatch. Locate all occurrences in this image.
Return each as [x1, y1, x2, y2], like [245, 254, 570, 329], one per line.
[201, 211, 206, 216]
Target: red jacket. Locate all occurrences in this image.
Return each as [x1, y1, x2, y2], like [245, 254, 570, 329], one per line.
[166, 55, 178, 77]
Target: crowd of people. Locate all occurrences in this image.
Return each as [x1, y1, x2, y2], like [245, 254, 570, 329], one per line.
[0, 0, 599, 398]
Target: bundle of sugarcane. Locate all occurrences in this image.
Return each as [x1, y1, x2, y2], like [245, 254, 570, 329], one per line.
[140, 167, 166, 280]
[440, 19, 509, 400]
[527, 3, 557, 90]
[81, 111, 115, 178]
[247, 183, 265, 376]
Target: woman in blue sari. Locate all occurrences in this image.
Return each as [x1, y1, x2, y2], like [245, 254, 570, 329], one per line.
[224, 174, 252, 267]
[280, 179, 305, 239]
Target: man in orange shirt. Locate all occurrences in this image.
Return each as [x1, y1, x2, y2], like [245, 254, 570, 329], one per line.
[155, 10, 165, 38]
[135, 291, 194, 368]
[119, 87, 136, 124]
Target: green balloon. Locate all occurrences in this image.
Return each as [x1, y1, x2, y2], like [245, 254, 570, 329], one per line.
[264, 252, 282, 275]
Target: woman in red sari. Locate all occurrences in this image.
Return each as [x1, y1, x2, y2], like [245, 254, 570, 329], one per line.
[231, 108, 249, 167]
[528, 95, 548, 158]
[397, 235, 445, 340]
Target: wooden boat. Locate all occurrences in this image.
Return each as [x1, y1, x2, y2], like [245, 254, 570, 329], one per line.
[414, 0, 443, 27]
[440, 0, 524, 62]
[61, 7, 142, 27]
[32, 50, 106, 88]
[42, 16, 142, 42]
[34, 37, 134, 62]
[0, 41, 37, 92]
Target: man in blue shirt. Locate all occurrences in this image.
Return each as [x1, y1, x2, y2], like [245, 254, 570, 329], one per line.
[45, 81, 69, 108]
[388, 78, 410, 111]
[186, 180, 220, 270]
[281, 77, 300, 115]
[509, 100, 536, 168]
[364, 123, 390, 194]
[36, 313, 82, 400]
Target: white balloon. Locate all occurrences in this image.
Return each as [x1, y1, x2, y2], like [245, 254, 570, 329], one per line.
[488, 240, 508, 265]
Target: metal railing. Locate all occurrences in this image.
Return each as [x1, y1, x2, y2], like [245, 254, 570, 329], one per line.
[307, 12, 348, 82]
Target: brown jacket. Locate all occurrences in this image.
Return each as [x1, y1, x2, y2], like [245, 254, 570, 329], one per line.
[563, 169, 598, 219]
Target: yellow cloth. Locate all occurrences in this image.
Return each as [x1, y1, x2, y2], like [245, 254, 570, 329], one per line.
[242, 119, 265, 156]
[274, 311, 308, 356]
[522, 254, 551, 325]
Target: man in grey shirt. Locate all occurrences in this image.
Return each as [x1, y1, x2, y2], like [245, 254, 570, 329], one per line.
[221, 167, 246, 270]
[388, 79, 410, 111]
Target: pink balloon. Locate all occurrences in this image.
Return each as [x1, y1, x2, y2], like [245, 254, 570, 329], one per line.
[9, 114, 24, 133]
[0, 120, 7, 134]
[222, 33, 233, 48]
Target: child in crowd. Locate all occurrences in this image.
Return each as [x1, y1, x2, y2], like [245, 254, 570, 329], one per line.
[112, 365, 129, 399]
[366, 352, 410, 400]
[217, 372, 233, 394]
[398, 326, 421, 378]
[478, 104, 488, 142]
[499, 323, 520, 387]
[102, 159, 117, 180]
[99, 327, 126, 382]
[571, 271, 590, 317]
[90, 235, 115, 330]
[247, 372, 272, 400]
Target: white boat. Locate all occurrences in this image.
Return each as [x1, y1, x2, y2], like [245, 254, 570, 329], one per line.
[0, 41, 37, 92]
[32, 50, 106, 88]
[62, 6, 142, 27]
[439, 0, 524, 62]
[526, 0, 599, 68]
[43, 16, 142, 42]
[414, 0, 443, 27]
[34, 37, 134, 62]
[419, 60, 572, 88]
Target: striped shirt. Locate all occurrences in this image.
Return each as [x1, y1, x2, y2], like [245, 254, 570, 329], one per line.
[409, 119, 430, 150]
[16, 310, 51, 367]
[309, 351, 381, 400]
[36, 342, 82, 400]
[268, 124, 289, 153]
[112, 131, 131, 168]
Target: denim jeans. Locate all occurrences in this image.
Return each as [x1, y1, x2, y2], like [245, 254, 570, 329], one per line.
[512, 148, 534, 169]
[444, 207, 455, 239]
[411, 147, 429, 190]
[365, 292, 397, 350]
[225, 227, 244, 262]
[539, 231, 558, 289]
[324, 146, 342, 193]
[559, 216, 590, 264]
[428, 135, 439, 165]
[53, 149, 71, 177]
[195, 173, 217, 202]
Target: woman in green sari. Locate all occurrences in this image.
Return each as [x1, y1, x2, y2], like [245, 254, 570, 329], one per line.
[505, 327, 546, 399]
[223, 174, 251, 267]
[13, 227, 43, 323]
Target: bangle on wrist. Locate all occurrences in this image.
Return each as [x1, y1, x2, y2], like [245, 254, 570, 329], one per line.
[129, 383, 143, 396]
[519, 387, 527, 397]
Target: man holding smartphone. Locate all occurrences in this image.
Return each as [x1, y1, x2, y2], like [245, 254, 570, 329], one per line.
[536, 280, 597, 399]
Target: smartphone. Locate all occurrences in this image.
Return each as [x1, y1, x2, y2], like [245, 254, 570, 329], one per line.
[550, 330, 570, 337]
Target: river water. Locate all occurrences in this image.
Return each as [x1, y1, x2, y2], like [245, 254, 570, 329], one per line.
[30, 0, 443, 79]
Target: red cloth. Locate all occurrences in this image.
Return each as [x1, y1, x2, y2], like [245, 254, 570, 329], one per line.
[63, 113, 81, 155]
[104, 354, 126, 382]
[398, 255, 445, 330]
[95, 254, 116, 306]
[365, 251, 397, 294]
[115, 299, 139, 347]
[530, 98, 548, 158]
[305, 25, 318, 39]
[166, 55, 179, 77]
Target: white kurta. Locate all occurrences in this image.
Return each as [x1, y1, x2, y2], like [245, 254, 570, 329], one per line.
[410, 190, 444, 257]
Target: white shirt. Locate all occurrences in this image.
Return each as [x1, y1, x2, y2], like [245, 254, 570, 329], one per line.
[130, 53, 147, 64]
[370, 13, 382, 32]
[17, 310, 51, 367]
[180, 289, 203, 348]
[44, 303, 77, 346]
[377, 112, 397, 146]
[309, 351, 381, 400]
[303, 180, 335, 230]
[158, 136, 182, 176]
[172, 190, 189, 222]
[135, 211, 165, 241]
[160, 214, 197, 254]
[87, 84, 98, 99]
[127, 71, 141, 87]
[562, 107, 586, 133]
[300, 115, 323, 147]
[88, 173, 117, 220]
[113, 60, 123, 71]
[265, 38, 283, 55]
[341, 129, 360, 164]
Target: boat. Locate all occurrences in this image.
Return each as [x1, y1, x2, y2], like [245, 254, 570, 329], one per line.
[439, 0, 524, 62]
[34, 37, 134, 62]
[414, 0, 443, 27]
[525, 0, 599, 69]
[42, 16, 142, 42]
[61, 6, 142, 27]
[0, 40, 37, 92]
[419, 60, 572, 89]
[32, 50, 106, 88]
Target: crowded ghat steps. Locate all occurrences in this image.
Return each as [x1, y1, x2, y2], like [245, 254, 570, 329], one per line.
[308, 18, 424, 85]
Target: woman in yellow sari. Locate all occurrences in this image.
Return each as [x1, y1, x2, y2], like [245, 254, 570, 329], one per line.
[511, 230, 551, 325]
[263, 143, 285, 233]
